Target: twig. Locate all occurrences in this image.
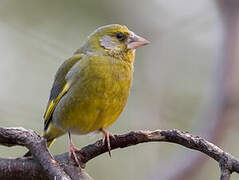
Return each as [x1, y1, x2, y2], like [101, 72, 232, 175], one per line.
[219, 153, 232, 180]
[162, 0, 239, 179]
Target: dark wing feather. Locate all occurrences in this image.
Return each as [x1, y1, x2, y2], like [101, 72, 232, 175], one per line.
[43, 54, 82, 131]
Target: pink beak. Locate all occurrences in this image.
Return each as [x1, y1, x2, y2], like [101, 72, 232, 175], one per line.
[127, 32, 150, 49]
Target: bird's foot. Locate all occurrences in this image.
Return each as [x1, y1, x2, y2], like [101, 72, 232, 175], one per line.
[68, 141, 81, 166]
[100, 128, 116, 157]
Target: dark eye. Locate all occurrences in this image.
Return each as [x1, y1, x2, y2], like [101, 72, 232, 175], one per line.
[116, 32, 126, 41]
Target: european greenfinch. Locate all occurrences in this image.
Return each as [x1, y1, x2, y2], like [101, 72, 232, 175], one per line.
[41, 24, 149, 164]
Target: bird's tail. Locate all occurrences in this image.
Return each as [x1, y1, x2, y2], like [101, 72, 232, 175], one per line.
[46, 137, 56, 148]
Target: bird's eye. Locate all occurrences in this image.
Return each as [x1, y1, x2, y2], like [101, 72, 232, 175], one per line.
[116, 32, 126, 41]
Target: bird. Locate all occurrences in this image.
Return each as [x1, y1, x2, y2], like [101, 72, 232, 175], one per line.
[37, 24, 149, 165]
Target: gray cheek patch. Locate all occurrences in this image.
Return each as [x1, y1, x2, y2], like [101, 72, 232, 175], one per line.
[99, 35, 120, 51]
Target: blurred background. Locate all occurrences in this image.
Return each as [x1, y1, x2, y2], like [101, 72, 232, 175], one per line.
[0, 0, 239, 179]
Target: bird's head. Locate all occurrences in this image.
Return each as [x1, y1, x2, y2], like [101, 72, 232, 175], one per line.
[78, 24, 149, 62]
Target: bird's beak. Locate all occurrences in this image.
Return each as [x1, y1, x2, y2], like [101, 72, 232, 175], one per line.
[127, 32, 150, 49]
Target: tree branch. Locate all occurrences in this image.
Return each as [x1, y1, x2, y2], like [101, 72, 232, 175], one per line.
[0, 127, 92, 180]
[0, 127, 239, 179]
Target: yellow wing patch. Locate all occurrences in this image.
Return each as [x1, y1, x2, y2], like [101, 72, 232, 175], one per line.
[44, 82, 70, 127]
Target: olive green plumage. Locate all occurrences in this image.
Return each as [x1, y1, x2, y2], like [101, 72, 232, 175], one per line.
[42, 24, 149, 149]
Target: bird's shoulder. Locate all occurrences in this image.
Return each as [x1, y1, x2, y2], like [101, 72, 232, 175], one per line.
[50, 54, 83, 100]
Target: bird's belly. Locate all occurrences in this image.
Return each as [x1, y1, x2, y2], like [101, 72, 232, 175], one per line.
[52, 78, 131, 134]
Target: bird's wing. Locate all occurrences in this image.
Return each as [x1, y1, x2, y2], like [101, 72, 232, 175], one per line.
[43, 54, 82, 131]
